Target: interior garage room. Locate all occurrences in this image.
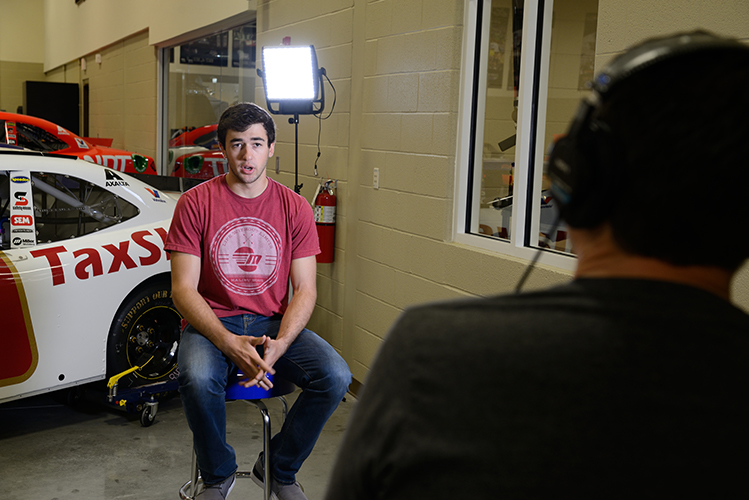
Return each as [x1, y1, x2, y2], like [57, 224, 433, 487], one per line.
[2, 1, 749, 499]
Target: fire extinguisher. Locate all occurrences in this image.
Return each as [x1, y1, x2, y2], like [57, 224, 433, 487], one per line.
[313, 180, 336, 263]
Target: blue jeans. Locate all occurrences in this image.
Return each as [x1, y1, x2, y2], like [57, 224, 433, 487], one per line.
[177, 314, 351, 485]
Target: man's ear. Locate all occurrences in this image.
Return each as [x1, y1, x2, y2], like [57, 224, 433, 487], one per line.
[268, 142, 275, 157]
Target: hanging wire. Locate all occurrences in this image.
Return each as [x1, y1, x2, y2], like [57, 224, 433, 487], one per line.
[314, 71, 337, 176]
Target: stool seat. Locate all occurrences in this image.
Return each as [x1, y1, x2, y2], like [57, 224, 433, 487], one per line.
[179, 372, 296, 500]
[226, 373, 296, 400]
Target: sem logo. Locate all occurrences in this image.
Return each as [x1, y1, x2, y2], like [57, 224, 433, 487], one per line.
[11, 215, 33, 226]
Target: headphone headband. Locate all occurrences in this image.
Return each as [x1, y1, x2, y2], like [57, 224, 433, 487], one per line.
[548, 31, 749, 228]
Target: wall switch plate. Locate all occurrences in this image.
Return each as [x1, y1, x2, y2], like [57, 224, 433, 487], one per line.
[373, 167, 379, 189]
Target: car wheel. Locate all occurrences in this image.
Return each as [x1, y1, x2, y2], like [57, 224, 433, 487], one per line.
[140, 403, 157, 427]
[107, 279, 182, 389]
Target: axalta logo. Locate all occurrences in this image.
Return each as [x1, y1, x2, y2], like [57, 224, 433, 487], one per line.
[11, 176, 30, 183]
[29, 227, 169, 286]
[105, 169, 130, 187]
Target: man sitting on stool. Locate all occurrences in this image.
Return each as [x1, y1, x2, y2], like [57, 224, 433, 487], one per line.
[167, 102, 351, 500]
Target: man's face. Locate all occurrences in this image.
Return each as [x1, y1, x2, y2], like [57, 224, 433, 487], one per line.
[220, 123, 275, 193]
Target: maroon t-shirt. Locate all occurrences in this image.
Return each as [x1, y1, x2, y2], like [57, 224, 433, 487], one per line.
[166, 175, 319, 318]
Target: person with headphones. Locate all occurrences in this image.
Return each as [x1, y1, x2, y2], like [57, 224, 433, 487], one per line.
[324, 31, 749, 499]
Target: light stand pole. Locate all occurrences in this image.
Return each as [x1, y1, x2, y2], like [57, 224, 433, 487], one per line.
[290, 114, 302, 194]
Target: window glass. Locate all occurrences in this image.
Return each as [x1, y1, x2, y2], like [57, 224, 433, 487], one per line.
[473, 0, 523, 241]
[0, 121, 68, 152]
[534, 0, 598, 253]
[466, 0, 597, 258]
[31, 172, 139, 245]
[165, 21, 256, 179]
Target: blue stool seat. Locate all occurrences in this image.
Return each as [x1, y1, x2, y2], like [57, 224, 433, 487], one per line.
[179, 372, 297, 500]
[225, 373, 296, 400]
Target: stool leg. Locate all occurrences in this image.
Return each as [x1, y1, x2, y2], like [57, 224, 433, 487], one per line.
[278, 395, 289, 422]
[179, 449, 200, 500]
[255, 400, 272, 500]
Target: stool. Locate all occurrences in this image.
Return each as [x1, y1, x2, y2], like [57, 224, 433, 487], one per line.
[179, 373, 297, 500]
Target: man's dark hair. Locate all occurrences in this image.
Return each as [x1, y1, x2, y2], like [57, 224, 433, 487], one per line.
[217, 102, 276, 147]
[596, 45, 749, 271]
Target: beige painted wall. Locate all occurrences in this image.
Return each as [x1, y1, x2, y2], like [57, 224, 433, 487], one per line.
[43, 0, 256, 71]
[0, 0, 45, 113]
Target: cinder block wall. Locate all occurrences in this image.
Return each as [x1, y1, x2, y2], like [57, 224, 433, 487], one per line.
[256, 0, 571, 385]
[45, 31, 157, 163]
[28, 0, 749, 387]
[0, 0, 45, 113]
[257, 0, 749, 386]
[76, 31, 157, 161]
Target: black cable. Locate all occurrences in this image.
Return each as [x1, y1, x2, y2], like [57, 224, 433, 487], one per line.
[514, 212, 562, 293]
[314, 72, 336, 176]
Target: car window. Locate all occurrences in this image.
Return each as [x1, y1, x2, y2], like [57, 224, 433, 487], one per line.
[0, 120, 69, 152]
[30, 172, 139, 245]
[194, 131, 218, 149]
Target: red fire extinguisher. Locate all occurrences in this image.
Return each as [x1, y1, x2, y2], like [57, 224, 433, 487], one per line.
[314, 180, 336, 263]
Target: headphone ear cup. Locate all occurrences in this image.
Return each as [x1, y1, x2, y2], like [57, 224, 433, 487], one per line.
[549, 119, 616, 228]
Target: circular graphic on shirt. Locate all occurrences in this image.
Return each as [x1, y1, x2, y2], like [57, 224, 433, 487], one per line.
[210, 217, 282, 296]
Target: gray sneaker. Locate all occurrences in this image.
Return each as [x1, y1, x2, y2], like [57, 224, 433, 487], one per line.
[196, 474, 235, 500]
[251, 454, 307, 500]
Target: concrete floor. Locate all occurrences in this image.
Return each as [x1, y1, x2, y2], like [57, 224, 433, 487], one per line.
[0, 387, 356, 500]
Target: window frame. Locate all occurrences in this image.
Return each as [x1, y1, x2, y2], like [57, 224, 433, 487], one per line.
[454, 0, 575, 272]
[156, 11, 257, 176]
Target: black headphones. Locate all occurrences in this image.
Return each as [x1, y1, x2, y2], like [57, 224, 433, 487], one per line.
[548, 31, 749, 228]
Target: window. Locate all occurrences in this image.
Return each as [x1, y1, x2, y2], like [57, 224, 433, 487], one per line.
[456, 0, 598, 269]
[1, 121, 68, 152]
[31, 172, 138, 245]
[162, 20, 257, 179]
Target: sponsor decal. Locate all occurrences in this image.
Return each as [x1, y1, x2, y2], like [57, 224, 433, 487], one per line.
[29, 227, 169, 286]
[13, 191, 30, 210]
[74, 137, 88, 148]
[145, 188, 167, 203]
[5, 122, 18, 145]
[105, 169, 130, 187]
[9, 171, 36, 248]
[12, 237, 35, 247]
[58, 125, 70, 136]
[84, 155, 131, 173]
[10, 215, 33, 226]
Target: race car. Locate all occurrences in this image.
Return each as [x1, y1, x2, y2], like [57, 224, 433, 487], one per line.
[0, 149, 181, 422]
[168, 124, 220, 175]
[171, 149, 229, 179]
[1, 111, 157, 175]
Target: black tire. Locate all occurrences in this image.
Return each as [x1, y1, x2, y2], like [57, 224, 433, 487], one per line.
[107, 279, 182, 389]
[140, 405, 156, 427]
